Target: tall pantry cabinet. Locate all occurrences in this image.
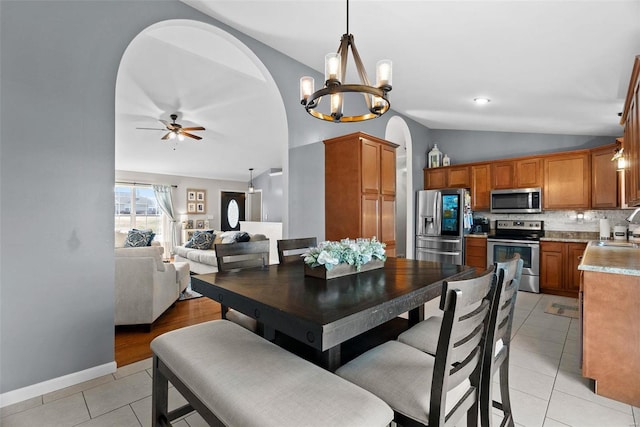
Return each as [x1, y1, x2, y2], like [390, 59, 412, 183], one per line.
[324, 132, 398, 257]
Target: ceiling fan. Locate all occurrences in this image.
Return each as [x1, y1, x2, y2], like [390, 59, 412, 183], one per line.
[137, 114, 205, 141]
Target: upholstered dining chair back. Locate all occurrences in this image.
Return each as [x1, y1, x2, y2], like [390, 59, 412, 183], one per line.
[277, 237, 317, 264]
[214, 240, 270, 272]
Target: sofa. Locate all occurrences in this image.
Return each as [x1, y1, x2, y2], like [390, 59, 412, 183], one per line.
[174, 230, 268, 274]
[115, 231, 190, 327]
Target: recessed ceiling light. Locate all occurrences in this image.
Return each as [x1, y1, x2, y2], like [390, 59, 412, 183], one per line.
[474, 97, 491, 105]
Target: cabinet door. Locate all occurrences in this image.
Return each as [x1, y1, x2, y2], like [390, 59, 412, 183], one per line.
[464, 237, 487, 269]
[380, 195, 396, 254]
[566, 243, 587, 292]
[591, 144, 618, 209]
[424, 168, 447, 189]
[544, 152, 591, 209]
[361, 193, 380, 240]
[361, 139, 380, 194]
[447, 166, 470, 188]
[471, 164, 491, 210]
[540, 242, 564, 291]
[491, 161, 515, 189]
[380, 145, 396, 195]
[515, 158, 543, 188]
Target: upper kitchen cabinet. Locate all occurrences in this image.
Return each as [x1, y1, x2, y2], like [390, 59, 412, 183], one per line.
[424, 165, 470, 189]
[471, 163, 491, 210]
[492, 157, 543, 189]
[591, 143, 619, 209]
[543, 151, 591, 210]
[324, 132, 398, 256]
[621, 56, 640, 206]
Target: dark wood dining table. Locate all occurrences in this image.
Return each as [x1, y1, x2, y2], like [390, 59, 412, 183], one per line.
[191, 257, 475, 371]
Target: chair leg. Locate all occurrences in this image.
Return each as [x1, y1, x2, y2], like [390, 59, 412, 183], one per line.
[221, 304, 229, 320]
[466, 400, 479, 427]
[496, 356, 514, 427]
[152, 355, 170, 427]
[480, 370, 494, 427]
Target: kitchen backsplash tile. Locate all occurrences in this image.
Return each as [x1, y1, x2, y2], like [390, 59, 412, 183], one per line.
[475, 209, 637, 233]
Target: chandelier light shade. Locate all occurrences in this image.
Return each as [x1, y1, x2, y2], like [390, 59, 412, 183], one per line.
[248, 168, 255, 194]
[300, 0, 392, 123]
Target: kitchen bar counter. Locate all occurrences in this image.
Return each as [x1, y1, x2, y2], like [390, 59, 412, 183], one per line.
[578, 240, 640, 276]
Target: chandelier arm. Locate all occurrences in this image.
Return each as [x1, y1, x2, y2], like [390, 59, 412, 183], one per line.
[349, 37, 372, 87]
[339, 35, 349, 84]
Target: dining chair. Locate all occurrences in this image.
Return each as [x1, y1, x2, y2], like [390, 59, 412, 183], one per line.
[336, 266, 500, 427]
[214, 240, 270, 332]
[277, 237, 317, 264]
[480, 255, 523, 427]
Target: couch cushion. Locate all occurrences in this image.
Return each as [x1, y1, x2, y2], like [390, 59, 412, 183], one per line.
[174, 246, 196, 258]
[124, 229, 156, 247]
[220, 231, 240, 244]
[195, 250, 218, 266]
[234, 231, 251, 242]
[250, 233, 267, 241]
[185, 230, 215, 250]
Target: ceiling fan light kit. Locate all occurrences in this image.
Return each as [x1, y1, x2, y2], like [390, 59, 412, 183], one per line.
[300, 0, 392, 123]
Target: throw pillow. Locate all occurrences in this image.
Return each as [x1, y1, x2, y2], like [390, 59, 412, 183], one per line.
[124, 229, 155, 247]
[185, 230, 215, 250]
[234, 231, 251, 242]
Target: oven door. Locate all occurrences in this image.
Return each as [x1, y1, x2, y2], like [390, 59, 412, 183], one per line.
[487, 238, 540, 293]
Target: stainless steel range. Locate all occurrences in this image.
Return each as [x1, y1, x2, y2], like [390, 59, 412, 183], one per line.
[487, 220, 544, 293]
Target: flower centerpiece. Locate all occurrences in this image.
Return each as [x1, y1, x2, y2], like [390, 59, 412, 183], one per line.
[302, 237, 386, 279]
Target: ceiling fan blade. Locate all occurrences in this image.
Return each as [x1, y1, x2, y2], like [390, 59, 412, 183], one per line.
[180, 131, 202, 140]
[136, 127, 165, 131]
[161, 132, 172, 140]
[181, 126, 205, 131]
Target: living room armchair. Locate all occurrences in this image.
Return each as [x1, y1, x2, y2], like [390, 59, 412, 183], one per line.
[115, 245, 190, 328]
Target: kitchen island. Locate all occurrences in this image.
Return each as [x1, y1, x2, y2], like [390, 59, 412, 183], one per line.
[578, 241, 640, 406]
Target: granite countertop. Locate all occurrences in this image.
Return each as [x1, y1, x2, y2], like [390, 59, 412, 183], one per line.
[578, 240, 640, 276]
[466, 233, 488, 238]
[541, 231, 600, 243]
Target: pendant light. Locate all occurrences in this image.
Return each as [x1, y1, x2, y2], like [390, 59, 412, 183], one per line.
[248, 168, 255, 194]
[299, 0, 392, 123]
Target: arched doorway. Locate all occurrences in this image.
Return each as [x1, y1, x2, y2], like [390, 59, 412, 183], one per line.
[385, 117, 414, 259]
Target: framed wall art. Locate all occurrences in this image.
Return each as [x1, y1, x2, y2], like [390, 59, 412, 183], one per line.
[187, 188, 206, 214]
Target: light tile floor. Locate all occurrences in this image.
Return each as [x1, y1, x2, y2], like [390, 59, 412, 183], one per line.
[1, 293, 638, 427]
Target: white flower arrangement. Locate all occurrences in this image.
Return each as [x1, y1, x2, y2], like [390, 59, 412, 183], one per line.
[303, 238, 386, 271]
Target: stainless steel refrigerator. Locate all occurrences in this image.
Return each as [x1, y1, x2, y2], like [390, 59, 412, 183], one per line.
[415, 188, 471, 265]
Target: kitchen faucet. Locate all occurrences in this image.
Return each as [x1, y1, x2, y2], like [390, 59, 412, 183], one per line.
[626, 207, 640, 223]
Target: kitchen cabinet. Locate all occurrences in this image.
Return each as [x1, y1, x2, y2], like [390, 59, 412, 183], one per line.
[515, 157, 544, 188]
[543, 152, 591, 210]
[491, 161, 515, 189]
[540, 241, 587, 297]
[471, 163, 491, 210]
[621, 55, 640, 206]
[325, 132, 398, 256]
[591, 143, 619, 209]
[423, 166, 469, 189]
[447, 165, 470, 188]
[464, 236, 487, 270]
[424, 168, 447, 189]
[491, 157, 542, 190]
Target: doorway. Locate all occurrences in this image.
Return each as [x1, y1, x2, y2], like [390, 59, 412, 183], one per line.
[220, 191, 246, 231]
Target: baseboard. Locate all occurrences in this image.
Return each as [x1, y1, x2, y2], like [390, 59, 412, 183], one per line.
[0, 361, 117, 408]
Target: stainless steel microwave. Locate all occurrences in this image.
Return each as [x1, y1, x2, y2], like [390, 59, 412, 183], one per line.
[490, 188, 542, 214]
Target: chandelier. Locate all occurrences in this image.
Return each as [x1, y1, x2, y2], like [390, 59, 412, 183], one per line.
[299, 0, 392, 123]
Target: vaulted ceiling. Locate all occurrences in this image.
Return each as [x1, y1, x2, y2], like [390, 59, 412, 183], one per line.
[116, 1, 640, 181]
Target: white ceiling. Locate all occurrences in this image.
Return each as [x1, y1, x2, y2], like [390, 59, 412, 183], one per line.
[117, 0, 640, 181]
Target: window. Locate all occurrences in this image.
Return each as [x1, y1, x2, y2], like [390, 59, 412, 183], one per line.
[115, 185, 162, 238]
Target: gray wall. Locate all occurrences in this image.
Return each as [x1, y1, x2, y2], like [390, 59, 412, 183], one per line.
[430, 129, 615, 167]
[253, 170, 283, 222]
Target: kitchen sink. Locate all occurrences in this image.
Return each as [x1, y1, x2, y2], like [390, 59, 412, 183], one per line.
[593, 240, 640, 248]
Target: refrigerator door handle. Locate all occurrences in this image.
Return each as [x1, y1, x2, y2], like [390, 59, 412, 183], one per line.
[435, 192, 442, 234]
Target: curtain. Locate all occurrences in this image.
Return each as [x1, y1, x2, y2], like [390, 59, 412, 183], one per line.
[153, 185, 178, 255]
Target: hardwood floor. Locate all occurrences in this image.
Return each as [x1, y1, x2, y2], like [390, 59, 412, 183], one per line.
[115, 297, 221, 367]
